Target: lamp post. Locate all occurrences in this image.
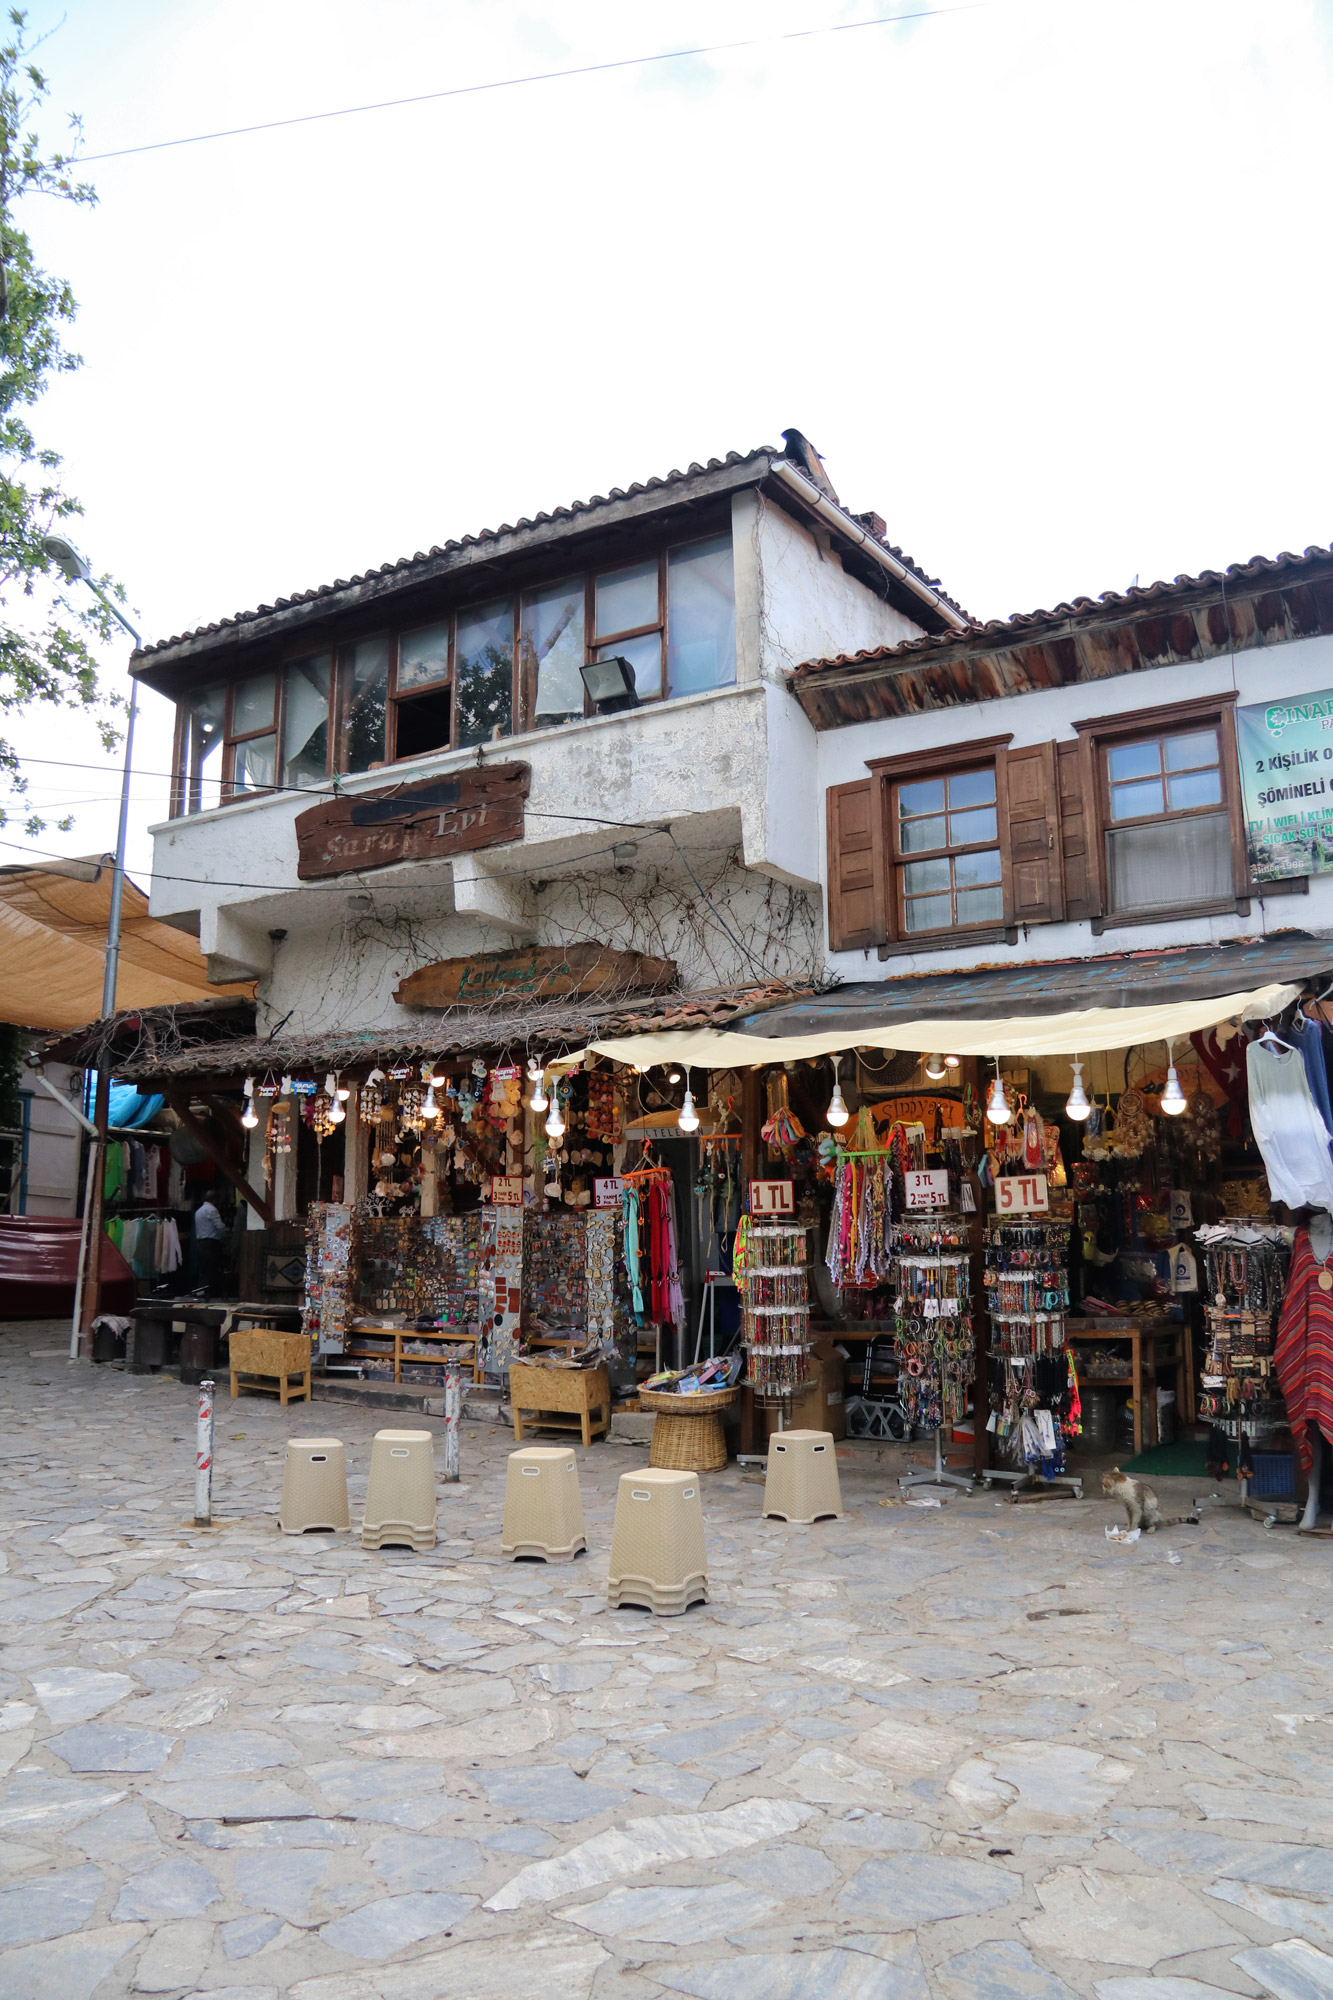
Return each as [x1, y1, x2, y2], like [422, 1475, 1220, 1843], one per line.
[41, 534, 144, 1018]
[41, 535, 144, 1359]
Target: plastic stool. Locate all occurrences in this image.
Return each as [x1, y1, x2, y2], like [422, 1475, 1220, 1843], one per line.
[362, 1429, 436, 1551]
[762, 1428, 843, 1524]
[608, 1468, 707, 1615]
[279, 1438, 350, 1534]
[502, 1446, 587, 1560]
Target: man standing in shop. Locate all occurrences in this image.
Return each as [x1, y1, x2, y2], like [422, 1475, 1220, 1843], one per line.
[193, 1190, 228, 1296]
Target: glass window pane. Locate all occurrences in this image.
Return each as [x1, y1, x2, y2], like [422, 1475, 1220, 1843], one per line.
[1107, 812, 1231, 914]
[1167, 767, 1223, 812]
[899, 814, 947, 854]
[667, 535, 735, 697]
[283, 654, 332, 788]
[904, 893, 952, 933]
[1164, 729, 1218, 772]
[183, 686, 225, 813]
[898, 779, 945, 818]
[597, 631, 662, 700]
[522, 582, 585, 727]
[954, 847, 1002, 888]
[903, 856, 951, 895]
[232, 672, 276, 736]
[399, 621, 450, 692]
[595, 559, 658, 638]
[956, 885, 1004, 926]
[233, 734, 276, 794]
[1110, 776, 1165, 821]
[343, 637, 388, 773]
[1108, 740, 1161, 784]
[948, 806, 998, 847]
[454, 599, 513, 748]
[946, 768, 995, 809]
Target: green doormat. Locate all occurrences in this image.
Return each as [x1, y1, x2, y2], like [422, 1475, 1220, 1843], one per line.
[1120, 1441, 1217, 1477]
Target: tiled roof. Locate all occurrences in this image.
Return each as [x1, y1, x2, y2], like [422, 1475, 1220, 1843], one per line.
[134, 444, 962, 664]
[794, 542, 1333, 679]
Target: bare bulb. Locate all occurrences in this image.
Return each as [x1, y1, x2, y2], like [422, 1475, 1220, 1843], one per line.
[924, 1053, 948, 1080]
[678, 1089, 700, 1133]
[986, 1075, 1012, 1125]
[826, 1083, 849, 1127]
[1160, 1064, 1187, 1116]
[1065, 1061, 1091, 1121]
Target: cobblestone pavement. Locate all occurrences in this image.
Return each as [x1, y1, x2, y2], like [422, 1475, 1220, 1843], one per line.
[2, 1322, 1332, 2000]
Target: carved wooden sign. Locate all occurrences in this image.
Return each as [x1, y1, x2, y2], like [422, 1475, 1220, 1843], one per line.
[394, 943, 676, 1009]
[294, 762, 531, 880]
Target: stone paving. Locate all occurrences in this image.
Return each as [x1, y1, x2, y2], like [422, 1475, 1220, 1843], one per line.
[2, 1320, 1332, 2000]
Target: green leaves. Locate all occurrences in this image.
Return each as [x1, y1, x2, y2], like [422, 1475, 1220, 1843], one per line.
[0, 8, 121, 832]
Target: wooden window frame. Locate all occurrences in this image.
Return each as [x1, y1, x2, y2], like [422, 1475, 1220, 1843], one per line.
[591, 552, 667, 706]
[866, 736, 1014, 946]
[1072, 693, 1249, 928]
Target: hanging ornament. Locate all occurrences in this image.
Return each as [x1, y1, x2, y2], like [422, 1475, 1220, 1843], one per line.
[359, 1068, 384, 1121]
[311, 1089, 336, 1139]
[398, 1085, 426, 1133]
[268, 1100, 292, 1156]
[240, 1077, 259, 1130]
[388, 1058, 413, 1081]
[257, 1071, 280, 1099]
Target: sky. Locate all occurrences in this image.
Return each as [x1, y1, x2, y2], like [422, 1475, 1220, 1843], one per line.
[5, 0, 1332, 880]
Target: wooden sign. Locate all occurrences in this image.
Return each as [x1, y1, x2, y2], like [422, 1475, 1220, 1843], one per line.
[870, 1095, 965, 1136]
[905, 1169, 950, 1210]
[489, 1175, 524, 1206]
[294, 762, 531, 880]
[395, 943, 676, 1009]
[750, 1180, 795, 1216]
[995, 1173, 1049, 1215]
[595, 1177, 623, 1208]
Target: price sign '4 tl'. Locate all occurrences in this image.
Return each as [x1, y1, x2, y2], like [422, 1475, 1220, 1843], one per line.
[994, 1173, 1049, 1215]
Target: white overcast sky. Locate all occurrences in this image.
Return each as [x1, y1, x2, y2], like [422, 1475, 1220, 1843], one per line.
[6, 0, 1332, 879]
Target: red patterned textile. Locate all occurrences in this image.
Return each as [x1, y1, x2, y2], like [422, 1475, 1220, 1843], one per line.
[1275, 1227, 1333, 1471]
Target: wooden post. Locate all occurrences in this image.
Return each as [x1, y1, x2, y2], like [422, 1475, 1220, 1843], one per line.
[420, 1137, 439, 1219]
[164, 1091, 274, 1225]
[78, 1067, 111, 1359]
[741, 1069, 763, 1192]
[443, 1368, 461, 1480]
[342, 1085, 363, 1208]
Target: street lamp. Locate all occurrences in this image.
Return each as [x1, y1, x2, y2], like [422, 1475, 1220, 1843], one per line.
[41, 534, 144, 1019]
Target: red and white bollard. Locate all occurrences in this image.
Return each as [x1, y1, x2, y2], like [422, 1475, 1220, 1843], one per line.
[195, 1377, 215, 1526]
[443, 1368, 461, 1483]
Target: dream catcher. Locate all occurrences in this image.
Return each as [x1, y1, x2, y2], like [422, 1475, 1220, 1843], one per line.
[310, 1087, 336, 1140]
[1113, 1085, 1152, 1158]
[398, 1085, 426, 1133]
[1181, 1086, 1220, 1154]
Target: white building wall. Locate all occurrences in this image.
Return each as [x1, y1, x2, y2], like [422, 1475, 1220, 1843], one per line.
[818, 631, 1333, 983]
[17, 1064, 84, 1216]
[753, 495, 925, 683]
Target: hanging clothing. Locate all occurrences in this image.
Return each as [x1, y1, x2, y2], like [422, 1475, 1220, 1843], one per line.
[1246, 1040, 1333, 1214]
[623, 1189, 644, 1318]
[1289, 1012, 1333, 1151]
[1275, 1225, 1333, 1470]
[103, 1142, 126, 1201]
[155, 1216, 182, 1274]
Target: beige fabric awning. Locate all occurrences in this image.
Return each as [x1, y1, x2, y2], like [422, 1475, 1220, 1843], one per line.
[0, 861, 251, 1032]
[576, 981, 1301, 1068]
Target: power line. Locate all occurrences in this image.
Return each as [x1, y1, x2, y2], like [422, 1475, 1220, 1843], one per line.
[73, 3, 989, 164]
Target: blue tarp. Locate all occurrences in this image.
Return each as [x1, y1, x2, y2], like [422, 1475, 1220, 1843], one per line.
[85, 1074, 166, 1130]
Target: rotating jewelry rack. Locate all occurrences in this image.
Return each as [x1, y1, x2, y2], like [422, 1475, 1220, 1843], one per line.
[741, 1223, 814, 1437]
[889, 1212, 975, 1495]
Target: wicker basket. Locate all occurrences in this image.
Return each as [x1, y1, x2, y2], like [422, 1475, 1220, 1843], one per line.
[638, 1387, 736, 1473]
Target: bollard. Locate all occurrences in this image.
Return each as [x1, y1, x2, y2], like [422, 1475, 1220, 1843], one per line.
[195, 1377, 215, 1525]
[443, 1368, 461, 1482]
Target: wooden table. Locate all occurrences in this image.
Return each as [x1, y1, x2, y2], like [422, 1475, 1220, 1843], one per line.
[1065, 1318, 1188, 1456]
[509, 1360, 610, 1447]
[129, 1299, 302, 1373]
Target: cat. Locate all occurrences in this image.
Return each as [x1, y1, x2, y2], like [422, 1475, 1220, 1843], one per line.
[1101, 1467, 1201, 1532]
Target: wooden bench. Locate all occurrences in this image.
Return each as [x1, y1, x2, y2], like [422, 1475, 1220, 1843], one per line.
[229, 1328, 312, 1406]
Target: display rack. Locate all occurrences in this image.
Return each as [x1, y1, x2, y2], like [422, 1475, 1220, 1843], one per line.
[983, 1216, 1080, 1495]
[740, 1223, 814, 1431]
[889, 1218, 975, 1494]
[1196, 1226, 1293, 1486]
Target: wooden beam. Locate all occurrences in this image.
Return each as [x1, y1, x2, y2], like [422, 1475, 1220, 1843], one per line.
[165, 1090, 275, 1225]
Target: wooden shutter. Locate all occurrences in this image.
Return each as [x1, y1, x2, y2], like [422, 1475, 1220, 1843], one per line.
[1057, 739, 1100, 919]
[1000, 742, 1064, 924]
[826, 778, 885, 951]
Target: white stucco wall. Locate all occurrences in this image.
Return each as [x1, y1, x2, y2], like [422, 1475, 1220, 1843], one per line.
[753, 495, 926, 683]
[17, 1063, 84, 1216]
[819, 631, 1333, 983]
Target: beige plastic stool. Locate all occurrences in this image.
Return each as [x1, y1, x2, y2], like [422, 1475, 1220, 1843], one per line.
[608, 1468, 707, 1615]
[502, 1446, 587, 1560]
[362, 1429, 436, 1552]
[763, 1428, 843, 1524]
[279, 1437, 350, 1534]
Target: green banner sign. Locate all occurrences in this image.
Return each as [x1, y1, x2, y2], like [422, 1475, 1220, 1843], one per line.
[1237, 691, 1333, 880]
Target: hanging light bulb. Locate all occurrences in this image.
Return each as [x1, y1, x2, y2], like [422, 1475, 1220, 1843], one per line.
[545, 1091, 566, 1139]
[668, 1068, 682, 1084]
[322, 1072, 345, 1125]
[826, 1054, 849, 1128]
[240, 1077, 259, 1130]
[924, 1052, 948, 1081]
[334, 1075, 351, 1101]
[429, 1057, 448, 1088]
[422, 1083, 439, 1121]
[1160, 1041, 1187, 1117]
[678, 1065, 700, 1134]
[526, 1057, 549, 1112]
[1064, 1058, 1092, 1121]
[986, 1062, 1012, 1125]
[945, 1053, 961, 1070]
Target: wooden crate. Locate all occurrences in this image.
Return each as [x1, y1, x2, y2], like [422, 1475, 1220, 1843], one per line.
[229, 1329, 312, 1406]
[509, 1360, 610, 1447]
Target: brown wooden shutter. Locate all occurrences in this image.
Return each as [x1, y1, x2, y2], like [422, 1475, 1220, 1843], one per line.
[1000, 742, 1064, 925]
[1057, 739, 1100, 919]
[826, 778, 885, 951]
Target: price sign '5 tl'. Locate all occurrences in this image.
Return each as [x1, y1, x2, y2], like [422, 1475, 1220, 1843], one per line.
[994, 1173, 1049, 1215]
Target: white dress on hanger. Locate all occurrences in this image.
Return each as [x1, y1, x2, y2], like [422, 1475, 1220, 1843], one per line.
[1246, 1040, 1333, 1213]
